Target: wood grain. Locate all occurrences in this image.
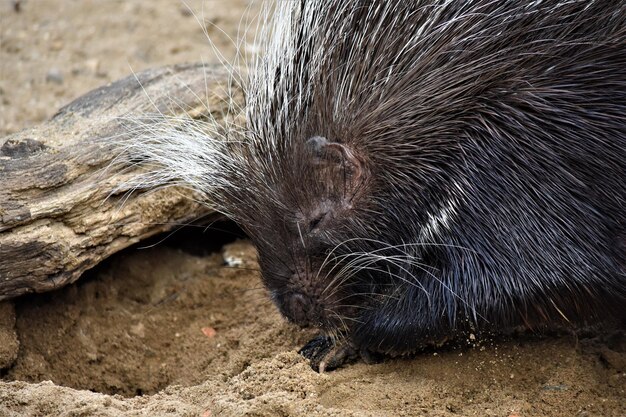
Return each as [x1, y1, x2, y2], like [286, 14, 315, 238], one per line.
[0, 64, 237, 300]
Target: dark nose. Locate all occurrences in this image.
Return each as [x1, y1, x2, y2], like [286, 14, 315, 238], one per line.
[284, 292, 315, 326]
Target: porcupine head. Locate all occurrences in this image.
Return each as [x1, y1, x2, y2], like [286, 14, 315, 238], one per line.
[132, 1, 626, 371]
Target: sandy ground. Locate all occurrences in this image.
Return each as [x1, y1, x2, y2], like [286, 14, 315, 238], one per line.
[1, 1, 625, 416]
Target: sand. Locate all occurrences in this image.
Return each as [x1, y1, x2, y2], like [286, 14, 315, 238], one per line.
[1, 1, 624, 416]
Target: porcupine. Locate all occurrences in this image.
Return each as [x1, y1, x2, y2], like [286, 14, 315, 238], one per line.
[126, 0, 626, 371]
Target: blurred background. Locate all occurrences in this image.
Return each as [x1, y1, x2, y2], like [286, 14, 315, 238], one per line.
[0, 0, 255, 136]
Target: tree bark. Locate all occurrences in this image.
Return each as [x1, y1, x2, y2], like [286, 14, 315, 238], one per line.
[0, 63, 237, 300]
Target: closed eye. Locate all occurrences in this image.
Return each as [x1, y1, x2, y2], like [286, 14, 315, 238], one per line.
[308, 213, 326, 231]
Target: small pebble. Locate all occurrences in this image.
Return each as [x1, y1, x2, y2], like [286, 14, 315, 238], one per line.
[202, 327, 217, 338]
[179, 6, 193, 17]
[130, 322, 145, 338]
[45, 68, 64, 84]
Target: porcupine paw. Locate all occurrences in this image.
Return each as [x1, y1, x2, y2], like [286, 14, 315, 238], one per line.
[299, 335, 381, 372]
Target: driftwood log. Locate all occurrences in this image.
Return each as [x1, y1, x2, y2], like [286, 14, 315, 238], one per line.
[0, 64, 238, 300]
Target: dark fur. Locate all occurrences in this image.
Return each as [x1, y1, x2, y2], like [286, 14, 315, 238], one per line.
[221, 0, 626, 367]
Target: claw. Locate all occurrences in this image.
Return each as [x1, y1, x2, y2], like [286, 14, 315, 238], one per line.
[299, 335, 335, 371]
[317, 343, 358, 372]
[299, 334, 380, 372]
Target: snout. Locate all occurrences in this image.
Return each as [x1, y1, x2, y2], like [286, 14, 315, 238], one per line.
[280, 292, 320, 327]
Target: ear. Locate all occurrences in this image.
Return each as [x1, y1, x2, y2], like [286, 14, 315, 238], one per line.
[306, 136, 367, 198]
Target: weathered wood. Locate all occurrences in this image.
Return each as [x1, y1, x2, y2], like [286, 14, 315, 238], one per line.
[0, 64, 238, 300]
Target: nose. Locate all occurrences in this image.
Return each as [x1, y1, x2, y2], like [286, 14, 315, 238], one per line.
[284, 292, 316, 326]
